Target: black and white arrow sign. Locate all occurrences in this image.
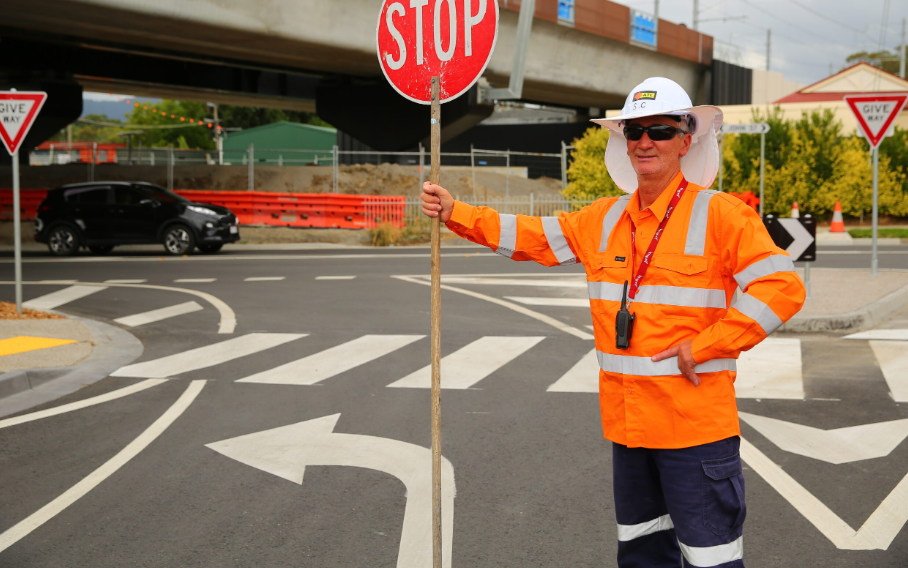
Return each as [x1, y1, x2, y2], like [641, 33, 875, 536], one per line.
[763, 215, 816, 262]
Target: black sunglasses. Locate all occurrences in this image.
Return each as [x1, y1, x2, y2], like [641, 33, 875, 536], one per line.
[623, 123, 688, 141]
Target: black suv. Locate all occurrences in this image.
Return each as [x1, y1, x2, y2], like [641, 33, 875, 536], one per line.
[35, 182, 240, 256]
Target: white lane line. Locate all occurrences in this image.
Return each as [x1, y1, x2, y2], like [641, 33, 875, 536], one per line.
[0, 281, 238, 334]
[547, 349, 599, 392]
[735, 338, 804, 400]
[388, 336, 545, 389]
[441, 277, 586, 288]
[37, 280, 77, 284]
[237, 335, 424, 385]
[740, 436, 908, 550]
[0, 379, 169, 430]
[114, 301, 204, 328]
[0, 380, 206, 554]
[23, 285, 107, 311]
[506, 296, 589, 307]
[104, 279, 147, 284]
[315, 276, 356, 280]
[393, 275, 593, 340]
[869, 340, 908, 402]
[112, 333, 306, 378]
[244, 277, 286, 282]
[846, 329, 908, 341]
[174, 278, 216, 283]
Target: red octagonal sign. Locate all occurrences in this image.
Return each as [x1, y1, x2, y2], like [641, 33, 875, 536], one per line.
[377, 0, 499, 105]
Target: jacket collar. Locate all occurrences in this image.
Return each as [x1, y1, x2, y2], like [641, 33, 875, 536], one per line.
[626, 171, 686, 222]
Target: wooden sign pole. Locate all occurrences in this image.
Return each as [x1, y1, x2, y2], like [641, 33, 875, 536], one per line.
[429, 76, 443, 568]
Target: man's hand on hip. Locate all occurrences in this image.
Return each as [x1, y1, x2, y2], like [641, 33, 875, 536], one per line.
[652, 340, 701, 386]
[421, 182, 455, 223]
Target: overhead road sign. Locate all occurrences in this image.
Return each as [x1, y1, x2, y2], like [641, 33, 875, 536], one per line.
[377, 0, 499, 104]
[844, 93, 908, 275]
[0, 91, 47, 156]
[844, 94, 908, 149]
[721, 122, 770, 134]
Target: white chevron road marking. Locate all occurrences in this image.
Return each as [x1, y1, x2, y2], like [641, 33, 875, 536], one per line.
[23, 285, 107, 310]
[114, 301, 204, 327]
[388, 336, 545, 389]
[735, 338, 804, 400]
[868, 340, 908, 402]
[236, 335, 424, 386]
[739, 412, 908, 464]
[547, 349, 599, 392]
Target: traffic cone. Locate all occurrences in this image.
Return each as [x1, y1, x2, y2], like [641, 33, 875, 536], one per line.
[791, 201, 800, 219]
[830, 201, 845, 232]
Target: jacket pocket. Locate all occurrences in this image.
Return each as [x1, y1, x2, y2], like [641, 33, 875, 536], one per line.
[701, 453, 747, 536]
[652, 254, 708, 275]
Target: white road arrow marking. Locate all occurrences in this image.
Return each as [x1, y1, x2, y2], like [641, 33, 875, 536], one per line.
[868, 340, 908, 402]
[206, 414, 455, 568]
[741, 436, 908, 550]
[739, 412, 908, 464]
[777, 218, 813, 260]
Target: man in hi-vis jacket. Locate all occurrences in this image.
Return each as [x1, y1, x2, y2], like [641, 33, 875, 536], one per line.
[421, 77, 805, 568]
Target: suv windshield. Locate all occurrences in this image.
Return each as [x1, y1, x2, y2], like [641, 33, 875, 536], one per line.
[139, 185, 189, 203]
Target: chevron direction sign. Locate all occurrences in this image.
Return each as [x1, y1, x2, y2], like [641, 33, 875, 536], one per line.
[763, 214, 816, 262]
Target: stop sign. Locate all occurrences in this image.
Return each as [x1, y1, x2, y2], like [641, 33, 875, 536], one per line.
[377, 0, 499, 104]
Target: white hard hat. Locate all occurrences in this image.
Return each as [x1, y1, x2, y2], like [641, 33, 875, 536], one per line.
[590, 77, 724, 193]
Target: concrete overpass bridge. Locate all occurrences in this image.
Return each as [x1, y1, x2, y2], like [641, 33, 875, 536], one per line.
[6, 0, 718, 153]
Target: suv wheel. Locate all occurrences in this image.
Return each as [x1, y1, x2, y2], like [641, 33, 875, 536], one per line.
[88, 245, 115, 255]
[198, 243, 223, 254]
[47, 225, 80, 257]
[163, 224, 196, 255]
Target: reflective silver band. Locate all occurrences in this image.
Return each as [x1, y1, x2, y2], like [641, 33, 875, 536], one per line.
[541, 217, 577, 265]
[588, 281, 726, 309]
[599, 195, 632, 252]
[496, 213, 517, 259]
[597, 351, 737, 376]
[734, 255, 796, 291]
[617, 514, 674, 542]
[679, 536, 743, 567]
[684, 190, 718, 256]
[733, 293, 783, 335]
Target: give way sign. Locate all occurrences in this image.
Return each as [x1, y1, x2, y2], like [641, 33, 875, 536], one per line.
[377, 0, 499, 104]
[844, 93, 908, 148]
[0, 91, 48, 156]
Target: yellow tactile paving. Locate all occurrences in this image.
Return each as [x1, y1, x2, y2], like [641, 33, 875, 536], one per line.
[0, 336, 79, 358]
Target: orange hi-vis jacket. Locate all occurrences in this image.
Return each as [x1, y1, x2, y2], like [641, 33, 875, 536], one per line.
[445, 172, 806, 449]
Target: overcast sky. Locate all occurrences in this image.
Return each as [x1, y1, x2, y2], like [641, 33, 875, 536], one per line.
[618, 0, 908, 86]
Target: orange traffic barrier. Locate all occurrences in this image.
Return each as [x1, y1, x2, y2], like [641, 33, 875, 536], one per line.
[830, 201, 845, 232]
[0, 189, 49, 220]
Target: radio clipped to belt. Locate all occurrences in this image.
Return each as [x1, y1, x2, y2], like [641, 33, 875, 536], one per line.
[615, 179, 689, 349]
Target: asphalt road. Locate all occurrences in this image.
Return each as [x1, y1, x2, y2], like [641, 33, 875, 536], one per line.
[0, 244, 906, 567]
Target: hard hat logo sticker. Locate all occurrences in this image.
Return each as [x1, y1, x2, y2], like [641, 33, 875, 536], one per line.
[634, 91, 657, 101]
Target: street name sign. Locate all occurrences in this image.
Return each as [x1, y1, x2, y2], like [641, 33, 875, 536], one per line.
[0, 91, 47, 156]
[377, 0, 499, 104]
[721, 122, 770, 134]
[844, 93, 908, 148]
[763, 215, 816, 262]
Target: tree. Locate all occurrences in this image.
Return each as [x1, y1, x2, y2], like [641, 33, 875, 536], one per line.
[126, 100, 216, 149]
[47, 114, 124, 144]
[218, 106, 332, 130]
[562, 126, 621, 200]
[844, 50, 903, 75]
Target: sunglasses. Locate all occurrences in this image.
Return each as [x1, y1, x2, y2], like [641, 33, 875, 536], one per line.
[623, 124, 688, 141]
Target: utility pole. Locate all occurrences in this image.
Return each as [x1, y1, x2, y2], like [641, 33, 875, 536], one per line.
[693, 0, 699, 30]
[654, 0, 659, 21]
[901, 18, 906, 79]
[211, 103, 223, 165]
[766, 29, 771, 71]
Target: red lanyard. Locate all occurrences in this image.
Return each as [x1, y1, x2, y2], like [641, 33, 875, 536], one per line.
[628, 179, 689, 301]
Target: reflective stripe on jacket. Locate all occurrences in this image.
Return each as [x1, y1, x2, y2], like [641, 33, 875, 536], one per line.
[445, 172, 806, 448]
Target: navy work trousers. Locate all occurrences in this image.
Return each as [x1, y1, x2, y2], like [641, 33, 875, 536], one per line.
[613, 436, 746, 568]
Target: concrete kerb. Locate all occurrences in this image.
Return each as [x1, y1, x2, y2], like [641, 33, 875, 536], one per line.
[781, 282, 908, 333]
[0, 314, 143, 418]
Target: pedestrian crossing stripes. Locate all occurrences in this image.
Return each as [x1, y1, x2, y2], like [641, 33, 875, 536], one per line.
[236, 335, 424, 385]
[114, 301, 204, 327]
[111, 333, 305, 378]
[387, 336, 545, 390]
[868, 341, 908, 402]
[23, 285, 108, 311]
[547, 349, 599, 392]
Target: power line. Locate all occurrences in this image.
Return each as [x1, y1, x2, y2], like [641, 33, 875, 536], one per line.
[77, 118, 213, 130]
[787, 0, 874, 39]
[737, 0, 847, 44]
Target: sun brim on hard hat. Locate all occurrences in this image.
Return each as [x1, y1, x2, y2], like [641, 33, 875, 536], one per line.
[590, 105, 724, 194]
